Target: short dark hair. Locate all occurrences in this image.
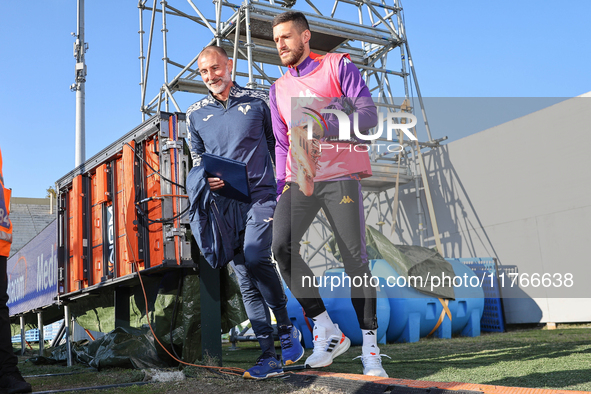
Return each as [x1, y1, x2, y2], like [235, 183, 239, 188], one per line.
[272, 11, 310, 33]
[198, 45, 229, 62]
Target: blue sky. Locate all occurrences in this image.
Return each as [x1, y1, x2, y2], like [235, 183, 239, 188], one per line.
[1, 1, 589, 198]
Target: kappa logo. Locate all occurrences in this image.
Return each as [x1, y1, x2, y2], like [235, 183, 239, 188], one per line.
[339, 196, 354, 204]
[203, 114, 213, 121]
[293, 89, 321, 109]
[238, 105, 251, 114]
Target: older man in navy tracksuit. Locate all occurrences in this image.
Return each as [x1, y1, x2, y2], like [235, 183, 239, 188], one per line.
[186, 46, 303, 379]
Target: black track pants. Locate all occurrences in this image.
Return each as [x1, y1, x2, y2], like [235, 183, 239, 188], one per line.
[272, 181, 377, 330]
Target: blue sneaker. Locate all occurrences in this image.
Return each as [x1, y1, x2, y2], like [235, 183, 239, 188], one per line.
[279, 325, 305, 366]
[243, 355, 283, 380]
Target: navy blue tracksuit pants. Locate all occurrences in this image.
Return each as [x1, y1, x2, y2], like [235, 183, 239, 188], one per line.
[231, 195, 290, 355]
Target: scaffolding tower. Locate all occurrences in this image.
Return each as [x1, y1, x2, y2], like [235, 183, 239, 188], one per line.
[137, 0, 446, 271]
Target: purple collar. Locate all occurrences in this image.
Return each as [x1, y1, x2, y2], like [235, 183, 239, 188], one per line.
[288, 55, 318, 77]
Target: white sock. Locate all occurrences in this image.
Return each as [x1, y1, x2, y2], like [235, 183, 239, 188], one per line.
[311, 311, 337, 336]
[362, 329, 378, 349]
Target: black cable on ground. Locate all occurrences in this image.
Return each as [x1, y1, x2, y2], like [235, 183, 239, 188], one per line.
[31, 381, 151, 394]
[23, 371, 85, 379]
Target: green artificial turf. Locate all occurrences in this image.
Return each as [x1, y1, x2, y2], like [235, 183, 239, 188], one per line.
[221, 326, 591, 391]
[14, 325, 591, 392]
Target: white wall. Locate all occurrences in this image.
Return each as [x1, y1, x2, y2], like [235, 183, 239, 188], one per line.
[392, 96, 591, 323]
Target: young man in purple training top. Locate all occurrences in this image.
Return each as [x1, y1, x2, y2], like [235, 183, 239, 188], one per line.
[270, 11, 389, 377]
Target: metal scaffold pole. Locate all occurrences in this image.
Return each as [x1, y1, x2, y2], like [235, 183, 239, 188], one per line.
[138, 1, 147, 121]
[72, 0, 88, 168]
[64, 304, 73, 367]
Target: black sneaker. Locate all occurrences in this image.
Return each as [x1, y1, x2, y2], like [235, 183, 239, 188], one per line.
[0, 371, 32, 394]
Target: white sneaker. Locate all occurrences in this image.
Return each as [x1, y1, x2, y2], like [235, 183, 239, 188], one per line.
[354, 345, 390, 377]
[304, 324, 351, 368]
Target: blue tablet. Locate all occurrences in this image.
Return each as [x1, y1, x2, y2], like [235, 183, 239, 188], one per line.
[201, 153, 251, 203]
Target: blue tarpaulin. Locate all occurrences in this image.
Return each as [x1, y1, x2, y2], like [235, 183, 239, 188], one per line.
[7, 220, 57, 315]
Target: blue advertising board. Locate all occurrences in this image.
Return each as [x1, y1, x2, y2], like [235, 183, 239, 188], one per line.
[7, 220, 57, 315]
